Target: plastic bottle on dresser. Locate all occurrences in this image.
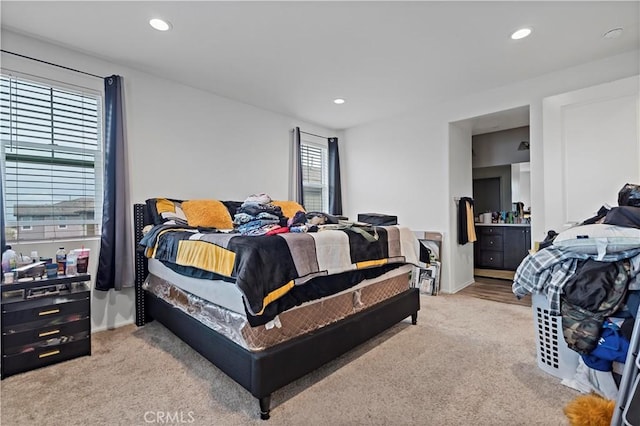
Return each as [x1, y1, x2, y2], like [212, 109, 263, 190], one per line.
[2, 246, 18, 273]
[65, 250, 77, 276]
[56, 247, 66, 275]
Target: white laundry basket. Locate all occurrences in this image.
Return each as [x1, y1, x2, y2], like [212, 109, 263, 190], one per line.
[532, 293, 580, 380]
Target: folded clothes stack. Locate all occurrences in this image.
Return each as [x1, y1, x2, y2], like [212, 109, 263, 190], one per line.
[233, 193, 288, 236]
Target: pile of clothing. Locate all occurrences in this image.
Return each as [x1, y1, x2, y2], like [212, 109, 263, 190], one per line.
[288, 211, 313, 233]
[512, 183, 640, 399]
[233, 193, 346, 236]
[233, 193, 357, 237]
[233, 193, 288, 236]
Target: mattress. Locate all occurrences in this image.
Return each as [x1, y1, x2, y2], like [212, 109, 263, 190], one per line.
[148, 258, 245, 313]
[143, 265, 412, 351]
[149, 258, 412, 315]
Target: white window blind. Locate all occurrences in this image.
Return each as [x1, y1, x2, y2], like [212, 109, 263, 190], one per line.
[1, 74, 103, 242]
[300, 141, 328, 212]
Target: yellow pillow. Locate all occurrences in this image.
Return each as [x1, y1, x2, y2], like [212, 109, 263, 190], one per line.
[182, 199, 233, 229]
[272, 200, 306, 219]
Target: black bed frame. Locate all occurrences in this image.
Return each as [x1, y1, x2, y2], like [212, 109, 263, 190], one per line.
[133, 204, 420, 420]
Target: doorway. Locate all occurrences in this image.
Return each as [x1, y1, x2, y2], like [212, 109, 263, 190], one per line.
[450, 105, 531, 302]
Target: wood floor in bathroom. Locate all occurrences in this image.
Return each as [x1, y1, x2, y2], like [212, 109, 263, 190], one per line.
[459, 269, 531, 307]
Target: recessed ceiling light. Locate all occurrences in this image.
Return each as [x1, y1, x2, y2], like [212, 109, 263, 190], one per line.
[511, 28, 532, 40]
[603, 27, 623, 39]
[150, 18, 172, 32]
[333, 98, 345, 105]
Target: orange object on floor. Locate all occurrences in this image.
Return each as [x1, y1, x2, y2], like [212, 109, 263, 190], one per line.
[564, 393, 615, 426]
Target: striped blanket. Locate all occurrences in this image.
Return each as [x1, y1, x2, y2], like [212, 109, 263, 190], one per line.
[140, 224, 427, 321]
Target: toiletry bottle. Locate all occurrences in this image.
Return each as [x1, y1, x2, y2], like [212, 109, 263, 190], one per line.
[2, 246, 18, 273]
[65, 251, 77, 276]
[56, 247, 66, 275]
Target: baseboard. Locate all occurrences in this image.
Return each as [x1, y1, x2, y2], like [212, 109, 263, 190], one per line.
[450, 278, 475, 294]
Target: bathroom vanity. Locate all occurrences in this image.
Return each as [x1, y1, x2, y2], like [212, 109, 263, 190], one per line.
[474, 223, 531, 271]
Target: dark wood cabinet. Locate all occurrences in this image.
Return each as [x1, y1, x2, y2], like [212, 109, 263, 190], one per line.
[475, 226, 504, 269]
[475, 225, 530, 271]
[503, 227, 531, 270]
[1, 274, 91, 379]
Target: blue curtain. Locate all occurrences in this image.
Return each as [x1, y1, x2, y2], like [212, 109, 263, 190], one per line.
[96, 75, 134, 291]
[328, 137, 343, 215]
[294, 127, 304, 207]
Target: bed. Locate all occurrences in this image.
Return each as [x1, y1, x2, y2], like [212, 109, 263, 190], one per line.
[133, 200, 425, 419]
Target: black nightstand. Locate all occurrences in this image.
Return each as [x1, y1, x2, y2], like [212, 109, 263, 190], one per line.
[1, 274, 91, 379]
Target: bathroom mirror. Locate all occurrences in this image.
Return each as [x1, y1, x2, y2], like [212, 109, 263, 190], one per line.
[472, 162, 531, 216]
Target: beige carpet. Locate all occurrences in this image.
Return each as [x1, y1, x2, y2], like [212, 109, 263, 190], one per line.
[1, 294, 577, 425]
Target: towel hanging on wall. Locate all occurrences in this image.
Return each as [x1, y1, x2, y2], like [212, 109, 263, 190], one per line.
[458, 197, 477, 245]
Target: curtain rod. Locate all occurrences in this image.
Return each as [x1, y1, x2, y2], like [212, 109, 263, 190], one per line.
[1, 49, 105, 80]
[300, 130, 329, 139]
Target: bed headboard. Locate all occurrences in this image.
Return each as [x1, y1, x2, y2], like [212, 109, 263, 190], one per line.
[133, 203, 152, 326]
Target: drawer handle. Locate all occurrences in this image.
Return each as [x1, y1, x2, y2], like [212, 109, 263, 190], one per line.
[38, 329, 60, 337]
[39, 350, 61, 359]
[38, 309, 60, 316]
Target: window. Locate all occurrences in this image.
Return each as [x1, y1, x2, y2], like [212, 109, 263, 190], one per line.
[300, 141, 328, 212]
[1, 74, 103, 242]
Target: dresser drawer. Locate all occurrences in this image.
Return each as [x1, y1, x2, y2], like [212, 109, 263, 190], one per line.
[2, 296, 89, 327]
[479, 251, 503, 269]
[1, 337, 91, 378]
[2, 317, 90, 350]
[480, 235, 503, 251]
[478, 226, 504, 236]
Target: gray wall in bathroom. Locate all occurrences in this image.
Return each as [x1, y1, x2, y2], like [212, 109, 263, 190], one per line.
[471, 126, 530, 168]
[472, 165, 512, 212]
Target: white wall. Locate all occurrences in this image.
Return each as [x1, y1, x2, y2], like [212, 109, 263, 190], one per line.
[1, 30, 336, 331]
[344, 50, 639, 294]
[447, 122, 474, 292]
[542, 76, 639, 232]
[342, 109, 450, 230]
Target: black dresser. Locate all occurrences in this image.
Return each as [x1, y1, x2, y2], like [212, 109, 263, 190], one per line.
[474, 224, 531, 271]
[1, 274, 91, 379]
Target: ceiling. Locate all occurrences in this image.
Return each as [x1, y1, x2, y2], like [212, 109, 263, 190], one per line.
[1, 1, 638, 130]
